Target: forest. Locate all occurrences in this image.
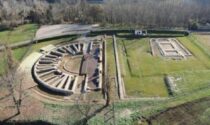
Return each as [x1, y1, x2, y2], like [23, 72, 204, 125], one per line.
[0, 0, 210, 29]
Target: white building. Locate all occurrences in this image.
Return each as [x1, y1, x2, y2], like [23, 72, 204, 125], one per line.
[134, 30, 147, 36]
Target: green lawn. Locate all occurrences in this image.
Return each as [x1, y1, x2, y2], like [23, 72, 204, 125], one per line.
[117, 36, 210, 97]
[0, 34, 77, 75]
[0, 24, 38, 75]
[170, 71, 210, 95]
[0, 47, 29, 75]
[191, 34, 210, 62]
[106, 38, 116, 77]
[27, 36, 77, 55]
[0, 24, 38, 44]
[118, 38, 168, 97]
[106, 38, 119, 99]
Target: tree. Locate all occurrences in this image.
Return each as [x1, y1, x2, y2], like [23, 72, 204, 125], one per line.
[188, 20, 198, 30]
[0, 45, 24, 115]
[72, 93, 106, 125]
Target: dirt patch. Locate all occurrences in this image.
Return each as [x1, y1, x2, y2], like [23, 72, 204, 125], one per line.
[60, 55, 82, 74]
[0, 86, 45, 121]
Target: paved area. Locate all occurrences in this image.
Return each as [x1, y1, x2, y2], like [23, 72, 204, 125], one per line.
[40, 44, 56, 53]
[0, 40, 32, 51]
[19, 52, 43, 73]
[35, 24, 98, 40]
[18, 52, 43, 89]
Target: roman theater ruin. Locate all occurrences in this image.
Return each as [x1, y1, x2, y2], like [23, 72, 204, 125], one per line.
[33, 38, 105, 95]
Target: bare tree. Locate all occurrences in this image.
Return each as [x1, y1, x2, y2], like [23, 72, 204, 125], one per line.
[1, 0, 210, 28]
[73, 93, 105, 124]
[0, 45, 24, 115]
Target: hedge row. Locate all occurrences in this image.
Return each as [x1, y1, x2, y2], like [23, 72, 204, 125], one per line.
[90, 29, 133, 35]
[147, 29, 189, 36]
[90, 29, 189, 36]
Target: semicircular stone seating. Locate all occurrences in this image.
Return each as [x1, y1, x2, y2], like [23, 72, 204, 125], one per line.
[33, 43, 84, 95]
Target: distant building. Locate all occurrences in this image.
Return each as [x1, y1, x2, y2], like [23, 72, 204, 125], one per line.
[134, 30, 148, 36]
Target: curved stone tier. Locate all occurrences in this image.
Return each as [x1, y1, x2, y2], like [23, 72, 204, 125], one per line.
[33, 43, 84, 95]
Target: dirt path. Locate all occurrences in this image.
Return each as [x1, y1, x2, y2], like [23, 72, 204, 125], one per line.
[113, 35, 125, 99]
[35, 24, 95, 41]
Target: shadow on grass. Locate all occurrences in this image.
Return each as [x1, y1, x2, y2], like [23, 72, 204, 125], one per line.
[116, 34, 185, 40]
[1, 105, 107, 125]
[0, 120, 56, 125]
[36, 35, 78, 44]
[72, 105, 107, 125]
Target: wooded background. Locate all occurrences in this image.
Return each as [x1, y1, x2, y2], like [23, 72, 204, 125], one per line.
[0, 0, 210, 29]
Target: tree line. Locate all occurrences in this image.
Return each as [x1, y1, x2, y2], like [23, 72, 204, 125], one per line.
[0, 0, 210, 29]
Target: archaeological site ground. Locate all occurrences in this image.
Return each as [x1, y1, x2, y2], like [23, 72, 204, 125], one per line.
[1, 24, 210, 125]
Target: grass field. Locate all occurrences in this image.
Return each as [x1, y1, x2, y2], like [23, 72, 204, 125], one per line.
[117, 36, 210, 97]
[0, 24, 38, 44]
[150, 97, 210, 125]
[106, 38, 116, 76]
[106, 38, 119, 99]
[194, 34, 210, 51]
[1, 26, 210, 124]
[0, 47, 29, 74]
[0, 24, 38, 74]
[192, 34, 210, 59]
[0, 33, 77, 75]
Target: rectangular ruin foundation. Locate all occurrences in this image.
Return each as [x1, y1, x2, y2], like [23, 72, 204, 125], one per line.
[150, 38, 192, 59]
